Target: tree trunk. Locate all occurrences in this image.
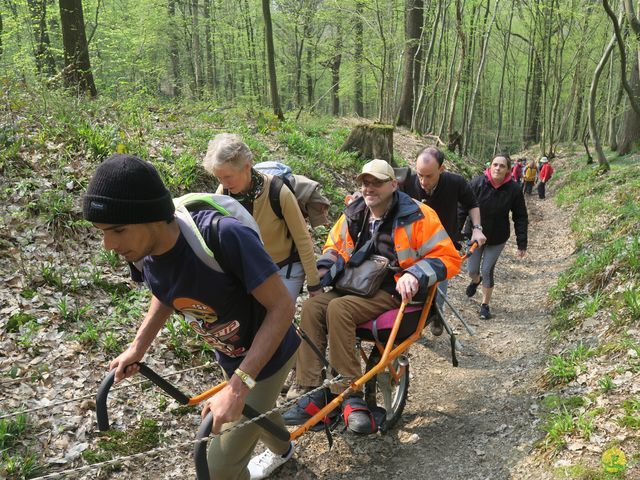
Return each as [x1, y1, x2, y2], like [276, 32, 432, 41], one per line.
[446, 0, 465, 138]
[191, 0, 202, 97]
[0, 10, 4, 59]
[330, 26, 342, 116]
[582, 122, 593, 164]
[608, 66, 624, 149]
[412, 1, 442, 131]
[58, 0, 97, 97]
[203, 0, 214, 95]
[262, 0, 284, 120]
[354, 0, 364, 116]
[28, 0, 56, 76]
[242, 0, 260, 100]
[168, 0, 181, 97]
[339, 124, 395, 164]
[524, 53, 542, 145]
[617, 54, 640, 154]
[395, 0, 423, 127]
[588, 33, 615, 171]
[493, 0, 514, 155]
[616, 0, 640, 154]
[306, 41, 314, 105]
[464, 0, 499, 154]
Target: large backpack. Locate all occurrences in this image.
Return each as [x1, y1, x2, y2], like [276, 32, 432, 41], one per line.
[134, 193, 261, 274]
[253, 161, 330, 229]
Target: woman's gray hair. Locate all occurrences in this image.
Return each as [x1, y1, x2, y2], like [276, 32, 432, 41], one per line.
[202, 133, 253, 173]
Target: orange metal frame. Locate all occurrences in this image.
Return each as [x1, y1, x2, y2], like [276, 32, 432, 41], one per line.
[182, 241, 478, 437]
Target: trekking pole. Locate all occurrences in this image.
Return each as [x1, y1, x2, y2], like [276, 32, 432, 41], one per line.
[436, 286, 476, 336]
[435, 303, 459, 367]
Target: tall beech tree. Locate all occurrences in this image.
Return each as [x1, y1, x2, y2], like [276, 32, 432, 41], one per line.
[396, 0, 423, 127]
[262, 0, 284, 120]
[59, 0, 96, 97]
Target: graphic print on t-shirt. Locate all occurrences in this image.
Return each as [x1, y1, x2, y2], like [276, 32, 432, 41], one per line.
[173, 297, 246, 357]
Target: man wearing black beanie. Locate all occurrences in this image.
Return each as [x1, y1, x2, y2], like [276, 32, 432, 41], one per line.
[84, 154, 299, 479]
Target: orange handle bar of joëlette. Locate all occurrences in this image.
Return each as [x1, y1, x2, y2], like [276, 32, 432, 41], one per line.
[462, 240, 479, 260]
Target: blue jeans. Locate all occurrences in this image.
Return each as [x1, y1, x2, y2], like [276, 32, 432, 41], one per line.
[278, 261, 305, 301]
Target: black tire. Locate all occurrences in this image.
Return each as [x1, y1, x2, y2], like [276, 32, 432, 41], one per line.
[363, 348, 409, 432]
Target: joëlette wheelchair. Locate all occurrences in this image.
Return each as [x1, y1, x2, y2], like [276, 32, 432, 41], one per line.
[95, 283, 449, 480]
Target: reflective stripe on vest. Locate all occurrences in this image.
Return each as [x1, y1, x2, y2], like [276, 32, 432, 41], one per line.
[396, 226, 449, 264]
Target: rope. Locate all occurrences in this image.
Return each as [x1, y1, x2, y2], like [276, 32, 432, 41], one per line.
[29, 377, 343, 480]
[0, 363, 213, 420]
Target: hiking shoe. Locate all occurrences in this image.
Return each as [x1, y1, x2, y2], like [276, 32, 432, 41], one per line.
[282, 388, 337, 427]
[285, 384, 312, 401]
[429, 312, 444, 336]
[248, 442, 295, 480]
[465, 278, 482, 297]
[342, 396, 375, 434]
[479, 303, 491, 319]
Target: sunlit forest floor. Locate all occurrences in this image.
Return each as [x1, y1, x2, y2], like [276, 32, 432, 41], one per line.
[1, 94, 639, 479]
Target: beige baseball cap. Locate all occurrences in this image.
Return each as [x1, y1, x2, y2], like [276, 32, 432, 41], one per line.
[356, 159, 396, 182]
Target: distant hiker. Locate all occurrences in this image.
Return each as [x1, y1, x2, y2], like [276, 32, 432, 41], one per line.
[511, 158, 524, 184]
[283, 160, 461, 434]
[522, 158, 538, 195]
[402, 146, 486, 335]
[461, 154, 528, 320]
[202, 133, 322, 301]
[537, 157, 554, 200]
[83, 154, 298, 479]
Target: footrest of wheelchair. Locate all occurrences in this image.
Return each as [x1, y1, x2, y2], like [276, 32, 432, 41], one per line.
[371, 405, 387, 433]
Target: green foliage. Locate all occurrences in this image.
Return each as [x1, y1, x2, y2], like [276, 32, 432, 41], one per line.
[83, 418, 161, 465]
[28, 189, 83, 237]
[164, 315, 195, 361]
[0, 414, 27, 450]
[0, 414, 41, 478]
[598, 375, 615, 393]
[6, 311, 36, 334]
[550, 155, 640, 334]
[618, 397, 640, 429]
[544, 343, 595, 386]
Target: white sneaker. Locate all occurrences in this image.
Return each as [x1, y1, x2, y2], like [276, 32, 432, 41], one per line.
[248, 442, 295, 480]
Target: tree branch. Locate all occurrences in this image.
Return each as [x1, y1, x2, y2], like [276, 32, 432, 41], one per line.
[602, 0, 640, 117]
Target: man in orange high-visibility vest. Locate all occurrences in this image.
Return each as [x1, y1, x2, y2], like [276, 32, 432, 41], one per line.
[283, 159, 462, 435]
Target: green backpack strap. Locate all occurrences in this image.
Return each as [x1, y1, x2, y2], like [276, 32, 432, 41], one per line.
[174, 205, 224, 273]
[171, 193, 262, 275]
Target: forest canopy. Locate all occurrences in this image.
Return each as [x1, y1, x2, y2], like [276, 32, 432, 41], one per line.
[1, 0, 639, 162]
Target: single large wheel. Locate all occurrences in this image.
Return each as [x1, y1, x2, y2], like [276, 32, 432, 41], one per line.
[363, 347, 409, 431]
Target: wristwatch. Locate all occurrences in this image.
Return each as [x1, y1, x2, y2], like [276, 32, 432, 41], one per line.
[234, 368, 256, 389]
[472, 224, 483, 231]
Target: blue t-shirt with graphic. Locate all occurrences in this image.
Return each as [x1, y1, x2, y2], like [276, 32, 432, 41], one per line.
[131, 210, 300, 380]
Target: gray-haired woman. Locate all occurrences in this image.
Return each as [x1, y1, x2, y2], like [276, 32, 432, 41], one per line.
[202, 133, 322, 300]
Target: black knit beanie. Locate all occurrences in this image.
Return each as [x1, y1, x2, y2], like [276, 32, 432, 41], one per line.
[83, 154, 175, 224]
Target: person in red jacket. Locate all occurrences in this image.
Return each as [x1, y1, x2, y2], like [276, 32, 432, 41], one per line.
[537, 157, 554, 199]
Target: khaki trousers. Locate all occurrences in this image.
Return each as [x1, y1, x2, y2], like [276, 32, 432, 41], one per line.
[208, 354, 295, 480]
[295, 289, 400, 394]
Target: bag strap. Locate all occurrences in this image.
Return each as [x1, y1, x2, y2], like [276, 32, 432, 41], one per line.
[268, 175, 285, 220]
[175, 206, 224, 273]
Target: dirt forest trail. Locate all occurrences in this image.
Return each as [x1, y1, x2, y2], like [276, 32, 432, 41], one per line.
[283, 181, 575, 479]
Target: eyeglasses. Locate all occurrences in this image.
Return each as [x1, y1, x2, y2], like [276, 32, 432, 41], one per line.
[359, 178, 391, 188]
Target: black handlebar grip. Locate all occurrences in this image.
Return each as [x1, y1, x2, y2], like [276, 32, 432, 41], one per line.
[96, 369, 116, 431]
[95, 363, 190, 432]
[138, 363, 190, 405]
[194, 411, 213, 480]
[193, 405, 291, 480]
